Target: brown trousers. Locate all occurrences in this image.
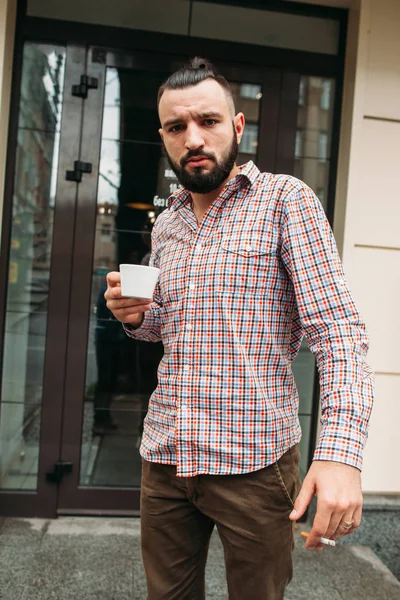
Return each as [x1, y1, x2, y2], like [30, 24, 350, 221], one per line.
[140, 445, 301, 600]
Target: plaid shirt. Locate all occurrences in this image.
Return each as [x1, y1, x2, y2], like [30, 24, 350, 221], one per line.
[125, 161, 374, 476]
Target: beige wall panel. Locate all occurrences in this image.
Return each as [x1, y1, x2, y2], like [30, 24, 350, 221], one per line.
[333, 2, 361, 254]
[362, 374, 400, 493]
[0, 0, 17, 239]
[344, 119, 400, 248]
[344, 247, 400, 375]
[364, 0, 400, 120]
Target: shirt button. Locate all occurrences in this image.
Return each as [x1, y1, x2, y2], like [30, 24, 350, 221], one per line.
[189, 283, 195, 290]
[181, 405, 187, 411]
[245, 244, 252, 252]
[186, 324, 193, 331]
[195, 244, 202, 252]
[183, 365, 190, 372]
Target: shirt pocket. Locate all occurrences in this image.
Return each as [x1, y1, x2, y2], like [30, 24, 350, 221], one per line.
[221, 234, 277, 258]
[218, 233, 279, 295]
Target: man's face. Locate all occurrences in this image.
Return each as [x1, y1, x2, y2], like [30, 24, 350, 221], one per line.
[158, 79, 245, 193]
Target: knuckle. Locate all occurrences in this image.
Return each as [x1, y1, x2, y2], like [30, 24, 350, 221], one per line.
[323, 498, 336, 510]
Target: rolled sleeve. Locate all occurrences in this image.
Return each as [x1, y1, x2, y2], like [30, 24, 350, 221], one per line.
[281, 184, 375, 470]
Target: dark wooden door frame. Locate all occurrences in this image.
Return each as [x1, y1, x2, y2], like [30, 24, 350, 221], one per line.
[0, 45, 88, 517]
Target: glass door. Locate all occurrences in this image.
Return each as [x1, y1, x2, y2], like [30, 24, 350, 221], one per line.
[0, 41, 337, 516]
[0, 42, 68, 515]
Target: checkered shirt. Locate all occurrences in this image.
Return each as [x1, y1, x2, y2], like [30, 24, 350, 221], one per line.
[124, 161, 374, 476]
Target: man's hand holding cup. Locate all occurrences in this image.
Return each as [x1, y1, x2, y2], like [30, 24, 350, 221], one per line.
[105, 265, 159, 327]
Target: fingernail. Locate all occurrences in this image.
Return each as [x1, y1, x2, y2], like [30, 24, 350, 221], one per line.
[290, 509, 297, 518]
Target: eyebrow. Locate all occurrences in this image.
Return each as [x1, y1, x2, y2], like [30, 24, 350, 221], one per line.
[162, 111, 223, 129]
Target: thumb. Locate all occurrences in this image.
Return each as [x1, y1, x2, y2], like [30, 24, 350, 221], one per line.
[289, 477, 315, 521]
[106, 271, 121, 287]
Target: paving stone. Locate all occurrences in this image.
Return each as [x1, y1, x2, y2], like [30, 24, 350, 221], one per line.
[0, 518, 48, 546]
[0, 518, 399, 600]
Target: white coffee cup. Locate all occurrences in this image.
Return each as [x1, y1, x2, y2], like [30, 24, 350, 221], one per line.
[119, 264, 160, 299]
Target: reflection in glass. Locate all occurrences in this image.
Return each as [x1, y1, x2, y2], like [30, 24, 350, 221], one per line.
[291, 76, 335, 472]
[0, 43, 66, 491]
[294, 76, 335, 211]
[230, 81, 261, 164]
[240, 124, 259, 155]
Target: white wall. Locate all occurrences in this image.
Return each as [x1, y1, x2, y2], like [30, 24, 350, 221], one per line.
[335, 0, 400, 493]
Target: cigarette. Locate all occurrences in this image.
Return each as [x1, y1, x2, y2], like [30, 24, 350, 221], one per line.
[301, 531, 336, 547]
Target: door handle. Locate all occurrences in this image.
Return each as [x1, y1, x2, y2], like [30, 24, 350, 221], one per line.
[46, 461, 73, 483]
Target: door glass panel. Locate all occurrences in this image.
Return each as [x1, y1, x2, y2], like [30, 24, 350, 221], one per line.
[231, 82, 261, 163]
[295, 76, 335, 211]
[0, 43, 66, 491]
[80, 67, 166, 487]
[292, 75, 335, 475]
[79, 66, 264, 487]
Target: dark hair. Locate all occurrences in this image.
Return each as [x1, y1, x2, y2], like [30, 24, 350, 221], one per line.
[157, 57, 235, 115]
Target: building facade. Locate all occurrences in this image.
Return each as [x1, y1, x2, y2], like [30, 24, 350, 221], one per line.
[0, 0, 398, 517]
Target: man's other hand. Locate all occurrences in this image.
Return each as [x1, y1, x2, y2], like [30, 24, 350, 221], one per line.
[289, 460, 362, 550]
[104, 271, 152, 326]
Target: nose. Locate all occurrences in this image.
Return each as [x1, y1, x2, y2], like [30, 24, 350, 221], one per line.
[184, 123, 205, 151]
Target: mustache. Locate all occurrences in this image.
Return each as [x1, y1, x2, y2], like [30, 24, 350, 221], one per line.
[180, 149, 216, 167]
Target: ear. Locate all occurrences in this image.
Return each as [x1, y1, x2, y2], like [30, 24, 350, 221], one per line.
[159, 128, 164, 141]
[234, 113, 245, 144]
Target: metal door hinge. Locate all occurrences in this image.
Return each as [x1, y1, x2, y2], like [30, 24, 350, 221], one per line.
[46, 461, 73, 483]
[72, 74, 98, 98]
[65, 160, 92, 183]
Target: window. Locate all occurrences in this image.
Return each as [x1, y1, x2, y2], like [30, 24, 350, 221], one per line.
[240, 84, 262, 100]
[320, 80, 332, 110]
[295, 130, 303, 159]
[318, 132, 329, 161]
[101, 223, 112, 237]
[240, 124, 258, 155]
[298, 78, 306, 106]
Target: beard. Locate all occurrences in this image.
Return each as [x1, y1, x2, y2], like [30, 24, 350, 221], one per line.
[164, 125, 239, 194]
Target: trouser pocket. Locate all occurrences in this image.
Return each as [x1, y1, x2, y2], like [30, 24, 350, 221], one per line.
[273, 445, 301, 511]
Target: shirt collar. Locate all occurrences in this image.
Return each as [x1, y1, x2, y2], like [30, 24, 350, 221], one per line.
[167, 161, 260, 210]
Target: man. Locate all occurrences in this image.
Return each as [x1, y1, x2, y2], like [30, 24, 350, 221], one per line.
[105, 58, 374, 599]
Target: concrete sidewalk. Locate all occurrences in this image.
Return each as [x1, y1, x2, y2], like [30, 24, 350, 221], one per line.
[1, 517, 399, 600]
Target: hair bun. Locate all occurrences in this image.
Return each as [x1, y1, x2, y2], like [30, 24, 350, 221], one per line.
[190, 57, 212, 71]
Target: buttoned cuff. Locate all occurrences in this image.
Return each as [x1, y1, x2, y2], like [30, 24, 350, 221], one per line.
[122, 306, 161, 343]
[313, 423, 367, 471]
